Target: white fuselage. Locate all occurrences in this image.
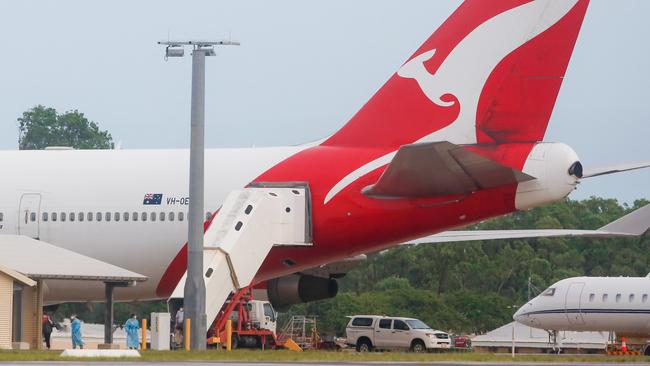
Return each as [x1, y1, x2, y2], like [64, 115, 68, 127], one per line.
[0, 147, 306, 302]
[514, 276, 650, 335]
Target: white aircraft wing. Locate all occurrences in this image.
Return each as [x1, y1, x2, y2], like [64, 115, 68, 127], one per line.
[405, 203, 650, 245]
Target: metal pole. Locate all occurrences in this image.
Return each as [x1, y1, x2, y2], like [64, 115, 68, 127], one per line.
[184, 47, 208, 350]
[104, 283, 114, 345]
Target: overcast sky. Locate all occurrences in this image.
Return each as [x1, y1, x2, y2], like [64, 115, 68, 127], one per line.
[1, 1, 648, 204]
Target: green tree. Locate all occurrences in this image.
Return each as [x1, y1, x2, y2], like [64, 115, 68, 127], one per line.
[18, 105, 114, 150]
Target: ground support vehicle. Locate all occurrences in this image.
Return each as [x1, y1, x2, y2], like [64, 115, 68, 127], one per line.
[345, 315, 451, 352]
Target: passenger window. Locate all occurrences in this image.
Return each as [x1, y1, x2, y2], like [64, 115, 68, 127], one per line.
[78, 212, 84, 222]
[629, 294, 635, 302]
[132, 212, 138, 221]
[105, 212, 111, 222]
[87, 212, 93, 222]
[179, 212, 184, 221]
[602, 294, 608, 302]
[351, 317, 373, 327]
[643, 294, 648, 303]
[61, 212, 66, 222]
[0, 212, 3, 222]
[393, 319, 409, 331]
[114, 212, 120, 222]
[169, 212, 175, 221]
[151, 212, 156, 222]
[30, 212, 36, 222]
[379, 319, 392, 329]
[142, 212, 147, 222]
[589, 293, 595, 302]
[123, 212, 129, 222]
[42, 212, 48, 222]
[69, 212, 75, 222]
[616, 293, 621, 303]
[96, 212, 102, 222]
[206, 212, 212, 220]
[52, 212, 57, 222]
[160, 212, 165, 221]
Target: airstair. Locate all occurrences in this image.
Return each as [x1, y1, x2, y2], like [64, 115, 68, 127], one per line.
[169, 184, 312, 328]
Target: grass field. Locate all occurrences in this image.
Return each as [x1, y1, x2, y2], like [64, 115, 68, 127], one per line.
[0, 349, 649, 363]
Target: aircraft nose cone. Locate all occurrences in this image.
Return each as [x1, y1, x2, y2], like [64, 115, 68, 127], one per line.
[513, 303, 531, 324]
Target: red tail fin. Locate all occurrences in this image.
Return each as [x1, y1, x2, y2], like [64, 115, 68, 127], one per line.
[324, 0, 589, 148]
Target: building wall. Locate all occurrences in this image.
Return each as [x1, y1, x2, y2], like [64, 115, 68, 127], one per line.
[0, 274, 13, 350]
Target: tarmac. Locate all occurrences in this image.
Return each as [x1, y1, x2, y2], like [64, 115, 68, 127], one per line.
[2, 362, 650, 366]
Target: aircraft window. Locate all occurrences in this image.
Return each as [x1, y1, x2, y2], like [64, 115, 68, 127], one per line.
[643, 294, 648, 303]
[87, 212, 93, 222]
[96, 212, 102, 222]
[69, 212, 75, 222]
[114, 212, 120, 222]
[105, 212, 111, 222]
[541, 288, 555, 296]
[132, 212, 138, 221]
[206, 212, 212, 220]
[60, 212, 66, 222]
[169, 212, 175, 221]
[123, 212, 129, 222]
[629, 294, 635, 303]
[179, 212, 184, 221]
[616, 293, 621, 303]
[160, 212, 165, 221]
[589, 294, 595, 302]
[602, 294, 608, 302]
[52, 212, 57, 222]
[0, 212, 3, 222]
[142, 212, 147, 222]
[150, 212, 156, 222]
[42, 212, 48, 222]
[30, 212, 36, 222]
[78, 212, 84, 222]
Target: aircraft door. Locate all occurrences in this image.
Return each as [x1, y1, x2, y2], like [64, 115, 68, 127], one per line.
[19, 193, 41, 239]
[565, 282, 585, 325]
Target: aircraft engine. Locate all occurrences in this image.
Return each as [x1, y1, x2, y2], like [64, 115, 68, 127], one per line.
[515, 142, 582, 210]
[267, 274, 338, 312]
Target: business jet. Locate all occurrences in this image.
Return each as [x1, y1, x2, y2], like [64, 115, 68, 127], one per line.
[1, 0, 649, 313]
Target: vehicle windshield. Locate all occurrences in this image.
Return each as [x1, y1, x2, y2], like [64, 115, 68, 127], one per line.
[405, 319, 431, 329]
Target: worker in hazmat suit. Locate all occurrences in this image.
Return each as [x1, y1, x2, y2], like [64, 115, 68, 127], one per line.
[124, 314, 141, 349]
[70, 314, 84, 349]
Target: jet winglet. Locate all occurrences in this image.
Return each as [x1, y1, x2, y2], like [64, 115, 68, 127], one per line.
[599, 203, 650, 235]
[363, 141, 534, 199]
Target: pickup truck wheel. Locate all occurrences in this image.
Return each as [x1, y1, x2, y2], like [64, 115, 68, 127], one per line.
[410, 339, 426, 353]
[356, 338, 373, 352]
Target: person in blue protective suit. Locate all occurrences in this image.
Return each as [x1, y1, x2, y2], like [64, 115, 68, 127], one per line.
[124, 314, 140, 350]
[70, 314, 84, 349]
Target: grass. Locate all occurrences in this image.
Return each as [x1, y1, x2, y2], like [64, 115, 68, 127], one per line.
[0, 349, 649, 363]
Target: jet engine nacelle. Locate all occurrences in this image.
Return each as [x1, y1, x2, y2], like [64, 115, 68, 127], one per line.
[267, 274, 338, 312]
[515, 142, 582, 210]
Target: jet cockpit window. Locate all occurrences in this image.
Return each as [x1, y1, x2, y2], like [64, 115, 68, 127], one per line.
[541, 288, 556, 296]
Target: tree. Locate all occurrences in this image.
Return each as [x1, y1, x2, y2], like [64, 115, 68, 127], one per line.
[18, 105, 114, 150]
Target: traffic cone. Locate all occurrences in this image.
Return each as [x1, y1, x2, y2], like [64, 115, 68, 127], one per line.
[621, 337, 628, 353]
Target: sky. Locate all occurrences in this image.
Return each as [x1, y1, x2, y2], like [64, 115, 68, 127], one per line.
[0, 0, 648, 204]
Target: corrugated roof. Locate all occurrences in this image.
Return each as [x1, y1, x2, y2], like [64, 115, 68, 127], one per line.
[472, 321, 607, 349]
[0, 235, 147, 282]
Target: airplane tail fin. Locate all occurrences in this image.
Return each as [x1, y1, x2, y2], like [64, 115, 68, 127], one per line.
[324, 0, 589, 148]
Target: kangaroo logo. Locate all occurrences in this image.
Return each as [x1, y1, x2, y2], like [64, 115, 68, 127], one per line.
[324, 0, 579, 204]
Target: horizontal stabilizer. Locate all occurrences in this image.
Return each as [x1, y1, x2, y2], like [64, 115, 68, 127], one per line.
[404, 203, 650, 245]
[363, 141, 534, 199]
[583, 161, 650, 178]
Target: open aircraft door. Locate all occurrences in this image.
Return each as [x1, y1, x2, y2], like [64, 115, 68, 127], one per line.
[19, 193, 41, 239]
[565, 282, 585, 326]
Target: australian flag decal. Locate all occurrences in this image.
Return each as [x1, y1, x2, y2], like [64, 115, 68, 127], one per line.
[143, 193, 163, 205]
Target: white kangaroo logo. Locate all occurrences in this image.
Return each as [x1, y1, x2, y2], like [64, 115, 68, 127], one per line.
[324, 0, 579, 204]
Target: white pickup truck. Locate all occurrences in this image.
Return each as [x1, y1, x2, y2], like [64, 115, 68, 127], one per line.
[345, 315, 451, 352]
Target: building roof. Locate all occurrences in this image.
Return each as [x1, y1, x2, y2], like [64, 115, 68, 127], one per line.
[471, 321, 607, 350]
[0, 264, 36, 286]
[0, 235, 147, 282]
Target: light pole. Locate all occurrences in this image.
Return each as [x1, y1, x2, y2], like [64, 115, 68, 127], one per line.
[158, 39, 239, 350]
